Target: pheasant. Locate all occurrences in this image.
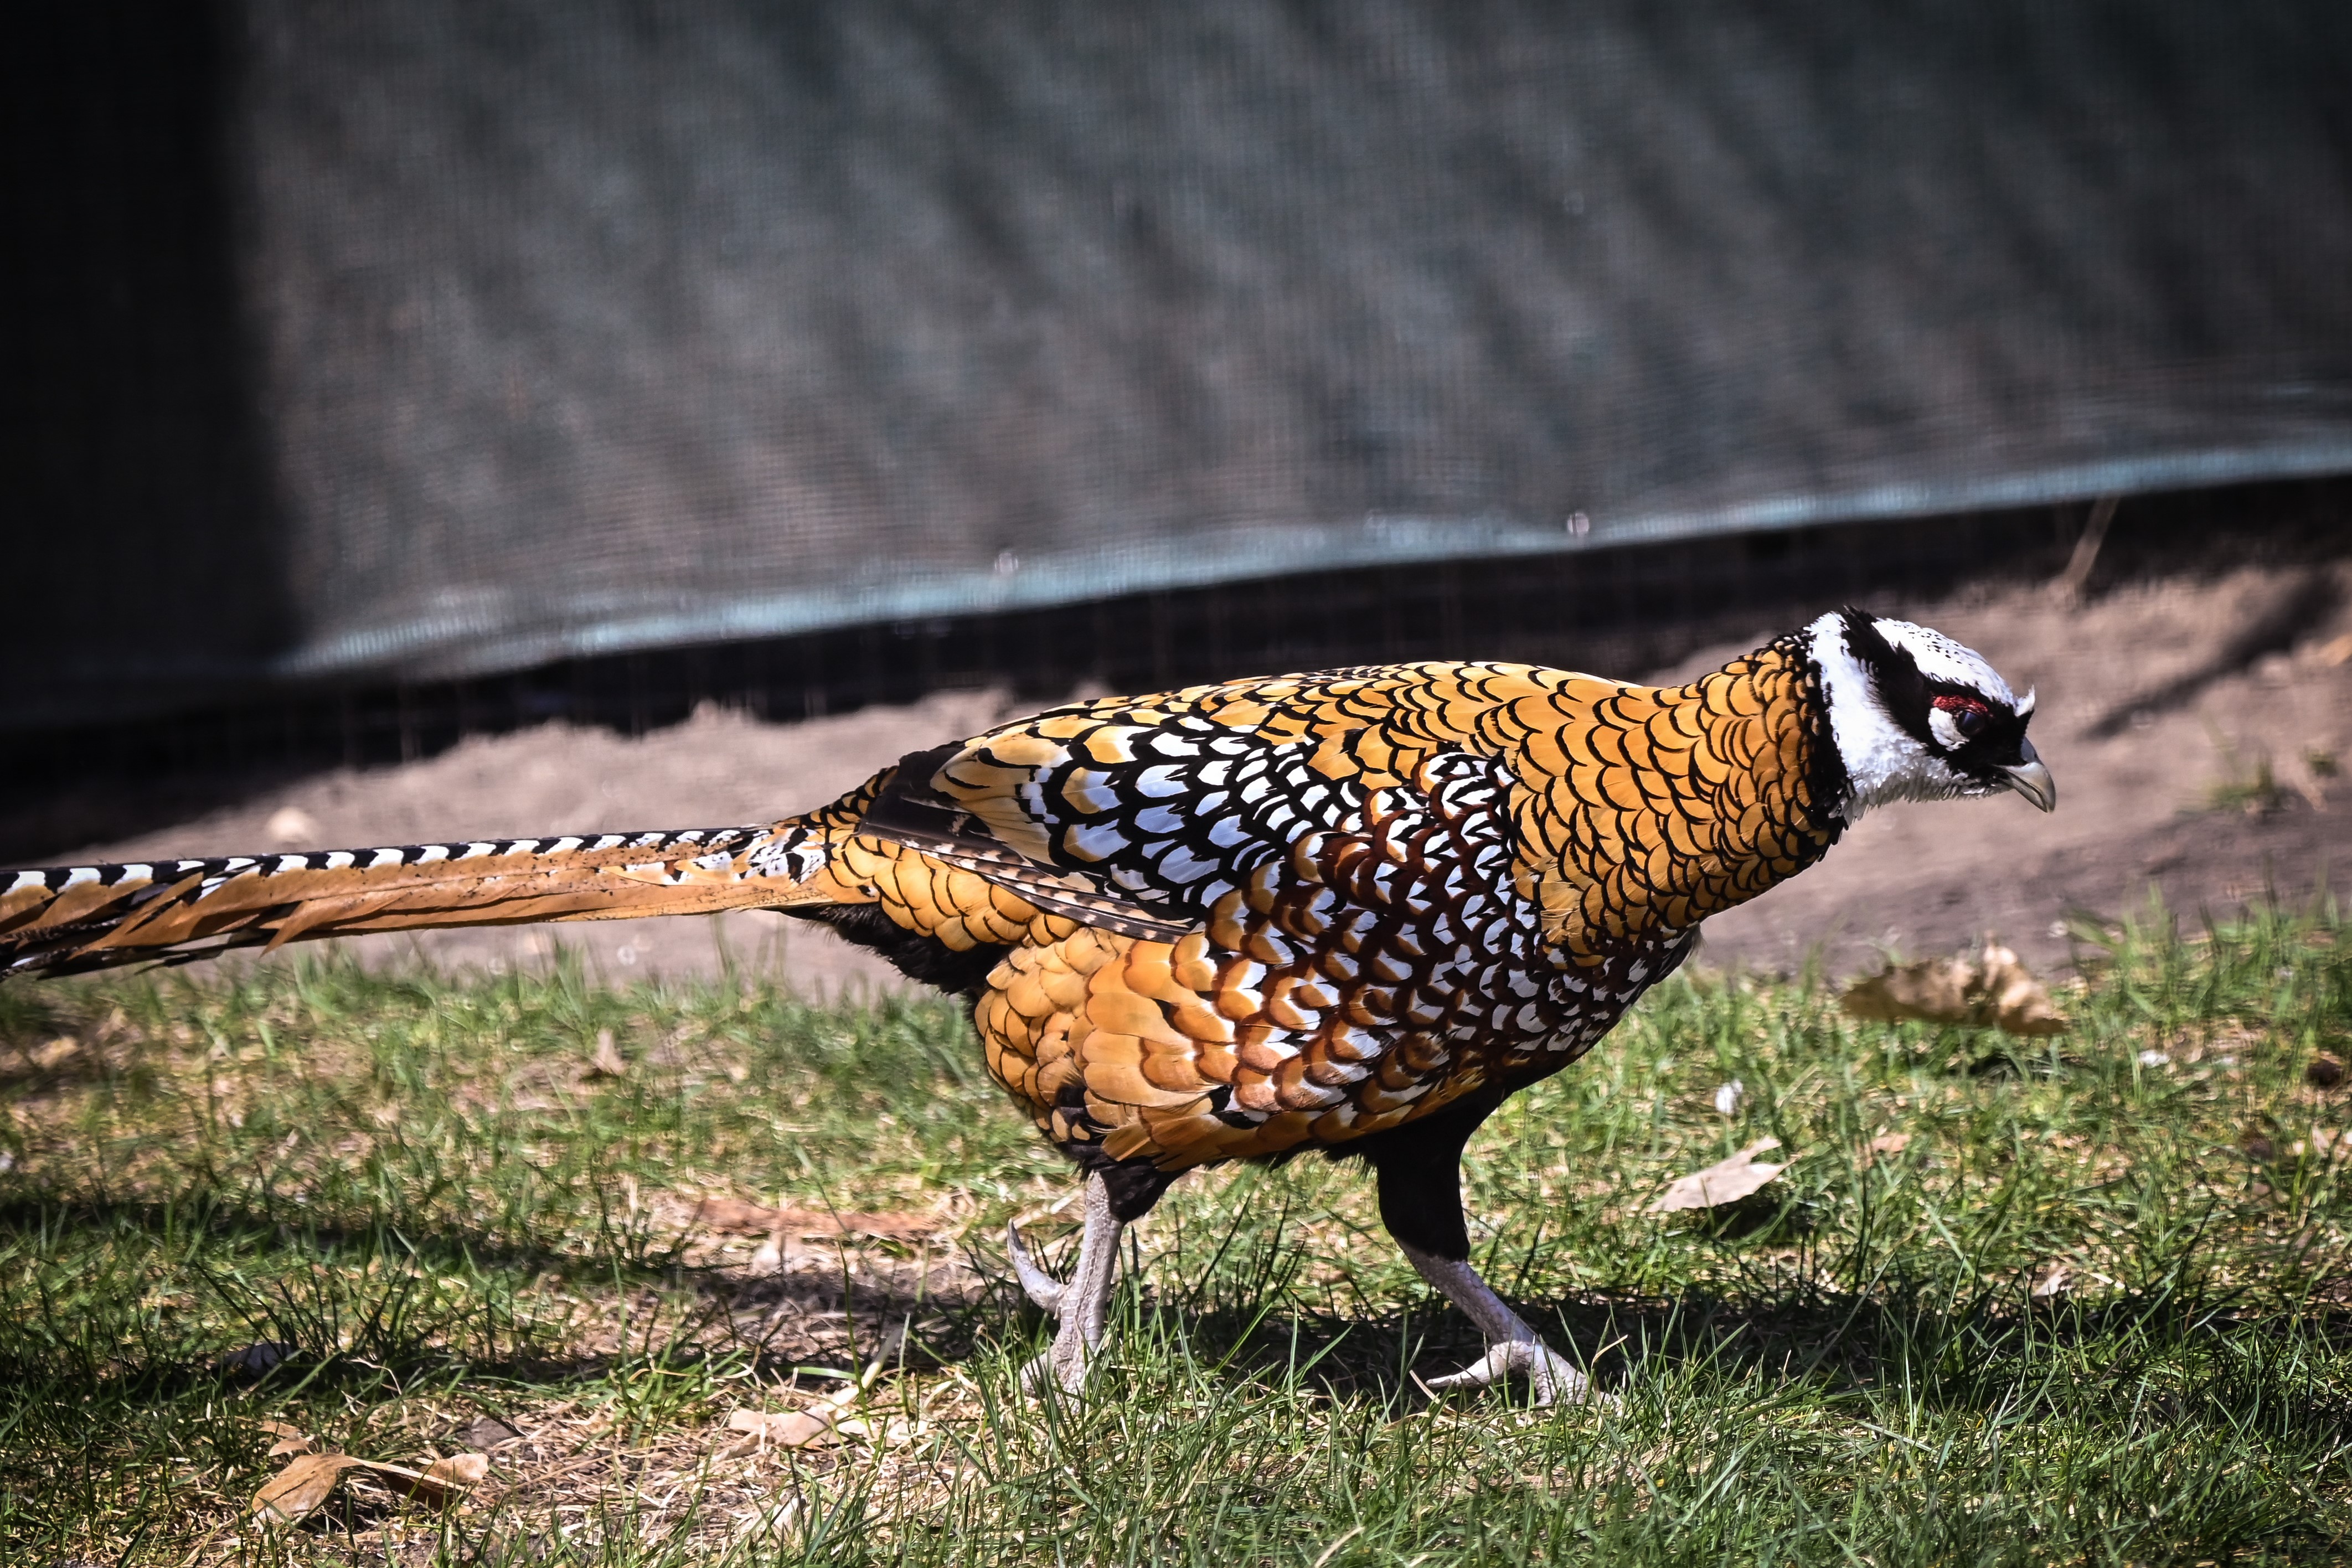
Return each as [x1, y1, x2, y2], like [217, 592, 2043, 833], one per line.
[0, 608, 2051, 1401]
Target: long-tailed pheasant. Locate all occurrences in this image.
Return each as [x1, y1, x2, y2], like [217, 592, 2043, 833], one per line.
[0, 608, 2051, 1401]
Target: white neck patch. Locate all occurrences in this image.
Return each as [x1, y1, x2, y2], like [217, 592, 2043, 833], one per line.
[1805, 611, 1980, 822]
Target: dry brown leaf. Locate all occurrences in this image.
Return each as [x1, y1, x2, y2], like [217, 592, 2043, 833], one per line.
[1977, 946, 2067, 1035]
[2031, 1263, 2071, 1299]
[585, 1029, 629, 1079]
[1649, 1138, 1786, 1213]
[1842, 941, 2065, 1036]
[723, 1406, 838, 1451]
[428, 1452, 491, 1486]
[388, 1452, 490, 1507]
[692, 1197, 937, 1240]
[1844, 960, 1971, 1022]
[256, 1448, 488, 1519]
[718, 1361, 889, 1455]
[252, 1453, 364, 1523]
[330, 1456, 466, 1508]
[1868, 1132, 1912, 1160]
[257, 1417, 314, 1457]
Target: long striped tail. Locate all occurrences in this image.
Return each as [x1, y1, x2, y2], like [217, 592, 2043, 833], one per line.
[0, 823, 840, 982]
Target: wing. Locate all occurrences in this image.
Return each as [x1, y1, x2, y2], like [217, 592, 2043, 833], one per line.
[858, 745, 1198, 942]
[868, 664, 1564, 932]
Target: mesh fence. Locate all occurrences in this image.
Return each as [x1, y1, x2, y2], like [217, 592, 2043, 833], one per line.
[9, 0, 2352, 729]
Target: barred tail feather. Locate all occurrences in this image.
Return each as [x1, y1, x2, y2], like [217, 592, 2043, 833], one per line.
[0, 823, 840, 981]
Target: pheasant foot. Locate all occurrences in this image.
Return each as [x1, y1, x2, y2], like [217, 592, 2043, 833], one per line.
[1423, 1338, 1595, 1405]
[1009, 1174, 1123, 1396]
[1400, 1242, 1606, 1407]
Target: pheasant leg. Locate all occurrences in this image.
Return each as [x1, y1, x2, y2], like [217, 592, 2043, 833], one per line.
[1399, 1242, 1597, 1406]
[1007, 1174, 1123, 1395]
[1364, 1098, 1595, 1404]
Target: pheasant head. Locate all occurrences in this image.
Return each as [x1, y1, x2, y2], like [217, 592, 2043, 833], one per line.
[1807, 607, 2054, 819]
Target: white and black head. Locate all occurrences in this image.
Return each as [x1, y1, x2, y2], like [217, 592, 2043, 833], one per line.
[1804, 607, 2054, 822]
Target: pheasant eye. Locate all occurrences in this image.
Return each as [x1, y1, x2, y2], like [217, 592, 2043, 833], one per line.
[1932, 695, 1990, 741]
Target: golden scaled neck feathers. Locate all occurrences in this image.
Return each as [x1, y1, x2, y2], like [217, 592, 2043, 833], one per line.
[1490, 642, 1839, 960]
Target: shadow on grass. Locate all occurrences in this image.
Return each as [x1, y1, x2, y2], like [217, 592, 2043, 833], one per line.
[0, 1182, 994, 1406]
[0, 1188, 630, 1286]
[9, 1177, 2350, 1455]
[1111, 1268, 2352, 1444]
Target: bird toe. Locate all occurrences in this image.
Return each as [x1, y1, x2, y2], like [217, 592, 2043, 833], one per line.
[1005, 1220, 1068, 1315]
[1427, 1340, 1607, 1407]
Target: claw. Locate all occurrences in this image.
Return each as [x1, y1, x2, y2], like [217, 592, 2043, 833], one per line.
[1006, 1221, 1066, 1316]
[1426, 1339, 1607, 1407]
[1425, 1342, 1520, 1393]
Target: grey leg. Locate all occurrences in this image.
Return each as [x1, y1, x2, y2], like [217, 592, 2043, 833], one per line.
[1006, 1173, 1123, 1395]
[1399, 1241, 1601, 1406]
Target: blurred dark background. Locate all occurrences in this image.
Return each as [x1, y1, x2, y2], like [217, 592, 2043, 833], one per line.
[4, 0, 2351, 873]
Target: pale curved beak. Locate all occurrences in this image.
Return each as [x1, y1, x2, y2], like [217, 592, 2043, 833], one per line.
[2000, 739, 2057, 812]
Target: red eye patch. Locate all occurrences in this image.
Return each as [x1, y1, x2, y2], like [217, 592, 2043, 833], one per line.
[1932, 694, 1992, 740]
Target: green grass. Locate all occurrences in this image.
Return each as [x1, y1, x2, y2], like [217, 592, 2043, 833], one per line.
[2, 899, 2349, 1565]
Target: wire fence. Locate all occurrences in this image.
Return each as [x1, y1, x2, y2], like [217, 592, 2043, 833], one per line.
[5, 478, 2343, 866]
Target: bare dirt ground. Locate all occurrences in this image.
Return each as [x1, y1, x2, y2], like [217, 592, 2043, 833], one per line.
[60, 559, 2352, 991]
